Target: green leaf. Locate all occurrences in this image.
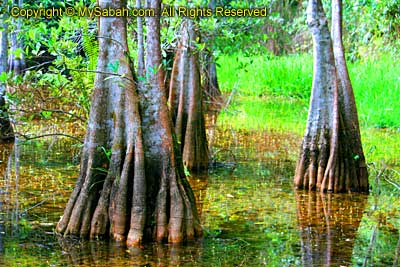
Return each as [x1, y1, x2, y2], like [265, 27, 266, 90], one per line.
[40, 111, 52, 119]
[13, 48, 23, 59]
[0, 71, 7, 83]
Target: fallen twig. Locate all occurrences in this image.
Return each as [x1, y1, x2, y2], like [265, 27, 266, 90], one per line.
[362, 224, 378, 267]
[17, 132, 83, 143]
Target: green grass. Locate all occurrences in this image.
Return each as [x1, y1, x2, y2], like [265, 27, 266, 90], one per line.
[217, 53, 313, 99]
[217, 53, 400, 129]
[216, 53, 400, 166]
[217, 96, 308, 133]
[350, 55, 400, 129]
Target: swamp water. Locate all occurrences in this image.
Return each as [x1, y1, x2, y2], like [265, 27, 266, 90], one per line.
[0, 130, 399, 266]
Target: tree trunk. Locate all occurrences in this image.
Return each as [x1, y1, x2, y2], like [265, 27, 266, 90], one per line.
[136, 0, 145, 79]
[56, 0, 146, 244]
[57, 0, 202, 247]
[293, 0, 368, 193]
[8, 0, 25, 75]
[331, 0, 368, 188]
[202, 0, 221, 107]
[202, 54, 221, 105]
[296, 191, 367, 266]
[0, 10, 14, 141]
[168, 19, 209, 171]
[138, 0, 202, 243]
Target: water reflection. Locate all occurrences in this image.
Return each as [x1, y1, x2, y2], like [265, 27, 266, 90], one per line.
[0, 137, 399, 266]
[58, 237, 203, 267]
[295, 191, 367, 267]
[187, 173, 209, 221]
[0, 143, 14, 257]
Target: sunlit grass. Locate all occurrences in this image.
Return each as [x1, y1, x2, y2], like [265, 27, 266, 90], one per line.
[350, 55, 400, 129]
[216, 53, 400, 167]
[217, 53, 313, 99]
[217, 53, 400, 129]
[217, 95, 307, 133]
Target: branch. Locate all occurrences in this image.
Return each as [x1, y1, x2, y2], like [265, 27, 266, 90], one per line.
[42, 109, 86, 122]
[22, 193, 62, 214]
[68, 68, 136, 84]
[362, 224, 378, 267]
[22, 61, 54, 71]
[10, 108, 86, 122]
[16, 132, 83, 143]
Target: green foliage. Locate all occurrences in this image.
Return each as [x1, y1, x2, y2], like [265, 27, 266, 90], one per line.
[349, 55, 400, 129]
[218, 53, 400, 130]
[200, 0, 303, 55]
[3, 2, 99, 123]
[81, 17, 99, 83]
[217, 53, 312, 98]
[340, 0, 400, 60]
[217, 53, 400, 167]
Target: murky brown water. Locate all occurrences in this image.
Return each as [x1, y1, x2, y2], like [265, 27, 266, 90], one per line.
[0, 130, 399, 266]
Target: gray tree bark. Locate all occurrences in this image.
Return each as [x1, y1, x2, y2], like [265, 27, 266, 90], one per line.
[8, 0, 25, 75]
[0, 8, 14, 141]
[294, 0, 368, 193]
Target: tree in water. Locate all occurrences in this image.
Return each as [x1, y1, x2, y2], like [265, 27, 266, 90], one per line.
[0, 8, 14, 141]
[168, 19, 209, 171]
[294, 0, 368, 193]
[56, 0, 202, 246]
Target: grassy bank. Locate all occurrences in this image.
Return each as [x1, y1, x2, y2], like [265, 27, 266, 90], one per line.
[216, 53, 400, 166]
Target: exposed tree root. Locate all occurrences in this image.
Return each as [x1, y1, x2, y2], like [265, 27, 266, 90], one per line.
[57, 0, 202, 246]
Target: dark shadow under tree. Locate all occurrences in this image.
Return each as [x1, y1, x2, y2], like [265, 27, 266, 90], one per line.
[56, 0, 202, 246]
[294, 0, 368, 193]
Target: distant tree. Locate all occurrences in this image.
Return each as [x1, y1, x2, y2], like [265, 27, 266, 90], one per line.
[8, 0, 25, 74]
[294, 0, 368, 193]
[56, 0, 202, 246]
[168, 19, 209, 171]
[0, 8, 14, 141]
[202, 0, 221, 105]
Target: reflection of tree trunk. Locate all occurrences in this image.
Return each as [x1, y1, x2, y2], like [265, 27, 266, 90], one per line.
[295, 191, 367, 266]
[187, 173, 208, 221]
[0, 143, 14, 255]
[168, 19, 209, 171]
[58, 238, 201, 266]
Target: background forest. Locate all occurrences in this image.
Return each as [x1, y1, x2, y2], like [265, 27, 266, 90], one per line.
[0, 0, 400, 266]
